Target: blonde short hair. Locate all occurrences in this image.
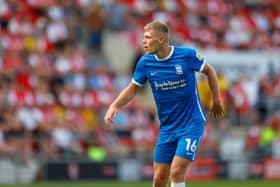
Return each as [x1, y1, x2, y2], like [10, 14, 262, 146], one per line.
[144, 21, 169, 36]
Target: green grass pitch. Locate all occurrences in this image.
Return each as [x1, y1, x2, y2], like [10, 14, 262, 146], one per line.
[1, 180, 279, 187]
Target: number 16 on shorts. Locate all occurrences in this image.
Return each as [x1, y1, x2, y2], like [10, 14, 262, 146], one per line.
[185, 138, 197, 155]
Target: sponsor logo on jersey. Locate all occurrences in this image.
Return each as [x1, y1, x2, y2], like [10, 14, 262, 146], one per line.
[175, 64, 183, 74]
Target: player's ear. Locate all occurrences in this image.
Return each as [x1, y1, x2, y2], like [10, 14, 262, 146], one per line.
[159, 35, 165, 44]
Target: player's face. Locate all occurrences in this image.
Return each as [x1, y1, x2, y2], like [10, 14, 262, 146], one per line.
[142, 29, 162, 54]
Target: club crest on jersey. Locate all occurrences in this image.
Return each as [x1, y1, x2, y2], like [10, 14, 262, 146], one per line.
[196, 53, 203, 61]
[175, 64, 183, 74]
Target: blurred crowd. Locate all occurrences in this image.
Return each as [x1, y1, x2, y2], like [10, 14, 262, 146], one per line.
[0, 0, 279, 164]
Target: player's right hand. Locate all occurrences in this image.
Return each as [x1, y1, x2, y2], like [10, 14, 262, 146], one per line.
[104, 105, 119, 125]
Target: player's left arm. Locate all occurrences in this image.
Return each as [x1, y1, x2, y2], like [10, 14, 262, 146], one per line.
[202, 62, 225, 118]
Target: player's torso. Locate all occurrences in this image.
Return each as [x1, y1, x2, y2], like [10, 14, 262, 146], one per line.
[144, 52, 196, 103]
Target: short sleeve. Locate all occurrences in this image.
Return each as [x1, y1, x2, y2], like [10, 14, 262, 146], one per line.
[188, 48, 206, 72]
[132, 57, 147, 86]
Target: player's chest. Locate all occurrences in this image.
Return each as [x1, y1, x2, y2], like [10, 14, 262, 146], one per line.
[146, 62, 189, 80]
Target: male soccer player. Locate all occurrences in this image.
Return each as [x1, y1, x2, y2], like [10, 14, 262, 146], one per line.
[104, 21, 224, 187]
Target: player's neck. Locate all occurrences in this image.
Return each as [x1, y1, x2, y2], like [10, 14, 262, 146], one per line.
[156, 44, 172, 59]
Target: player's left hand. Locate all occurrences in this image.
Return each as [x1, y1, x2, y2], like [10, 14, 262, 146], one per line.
[209, 101, 225, 118]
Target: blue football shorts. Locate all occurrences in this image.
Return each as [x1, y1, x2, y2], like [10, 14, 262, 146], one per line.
[154, 120, 205, 163]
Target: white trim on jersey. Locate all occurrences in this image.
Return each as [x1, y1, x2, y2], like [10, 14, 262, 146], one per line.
[154, 46, 174, 61]
[195, 83, 207, 121]
[132, 79, 144, 87]
[199, 59, 206, 72]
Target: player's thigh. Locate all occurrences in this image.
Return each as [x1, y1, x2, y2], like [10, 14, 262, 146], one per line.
[153, 162, 171, 179]
[175, 121, 205, 161]
[171, 156, 192, 172]
[170, 156, 192, 181]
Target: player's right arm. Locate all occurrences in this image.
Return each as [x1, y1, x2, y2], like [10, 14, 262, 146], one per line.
[104, 81, 140, 125]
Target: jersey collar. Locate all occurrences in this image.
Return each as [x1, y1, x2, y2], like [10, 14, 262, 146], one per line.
[154, 46, 174, 61]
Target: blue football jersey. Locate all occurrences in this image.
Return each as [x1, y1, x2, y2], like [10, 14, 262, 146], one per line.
[133, 46, 207, 133]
